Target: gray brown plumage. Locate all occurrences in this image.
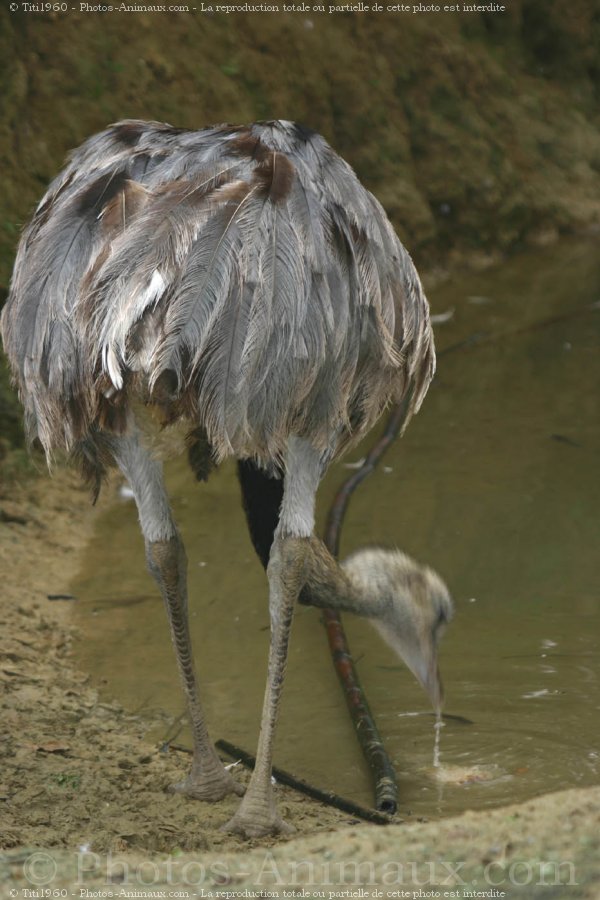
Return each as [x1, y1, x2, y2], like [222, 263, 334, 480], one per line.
[1, 119, 444, 838]
[2, 119, 434, 472]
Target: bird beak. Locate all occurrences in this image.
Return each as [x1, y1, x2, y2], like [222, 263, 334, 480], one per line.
[400, 642, 444, 712]
[423, 659, 444, 712]
[371, 615, 446, 712]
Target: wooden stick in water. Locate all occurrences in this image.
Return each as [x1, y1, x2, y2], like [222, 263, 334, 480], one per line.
[319, 609, 398, 813]
[168, 739, 396, 826]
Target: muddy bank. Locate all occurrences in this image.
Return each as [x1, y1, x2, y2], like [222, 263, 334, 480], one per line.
[1, 467, 600, 898]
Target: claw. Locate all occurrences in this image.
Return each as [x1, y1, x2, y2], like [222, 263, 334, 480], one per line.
[168, 770, 244, 801]
[221, 808, 295, 838]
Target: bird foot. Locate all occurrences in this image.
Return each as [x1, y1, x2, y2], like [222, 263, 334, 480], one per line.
[221, 799, 295, 838]
[168, 768, 244, 802]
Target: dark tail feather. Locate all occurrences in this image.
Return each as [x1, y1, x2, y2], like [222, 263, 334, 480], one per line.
[71, 429, 116, 503]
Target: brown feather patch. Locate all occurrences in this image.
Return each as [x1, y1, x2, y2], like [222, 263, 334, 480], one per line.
[100, 180, 152, 236]
[230, 131, 272, 163]
[95, 374, 129, 434]
[186, 426, 216, 482]
[215, 180, 254, 205]
[71, 431, 117, 504]
[253, 152, 295, 203]
[76, 170, 130, 216]
[111, 122, 145, 147]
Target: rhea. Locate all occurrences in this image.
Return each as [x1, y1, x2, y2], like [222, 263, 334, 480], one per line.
[1, 119, 452, 838]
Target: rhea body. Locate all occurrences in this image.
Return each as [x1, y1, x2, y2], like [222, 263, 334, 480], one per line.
[1, 119, 451, 837]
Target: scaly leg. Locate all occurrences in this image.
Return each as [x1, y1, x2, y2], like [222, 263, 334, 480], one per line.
[225, 438, 322, 836]
[112, 433, 242, 801]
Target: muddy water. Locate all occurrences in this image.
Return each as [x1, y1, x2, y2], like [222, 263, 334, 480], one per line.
[72, 238, 600, 819]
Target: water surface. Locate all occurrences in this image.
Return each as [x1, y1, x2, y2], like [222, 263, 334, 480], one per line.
[72, 238, 600, 818]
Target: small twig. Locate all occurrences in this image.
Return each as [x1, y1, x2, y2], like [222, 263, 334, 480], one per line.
[209, 738, 395, 826]
[158, 712, 186, 752]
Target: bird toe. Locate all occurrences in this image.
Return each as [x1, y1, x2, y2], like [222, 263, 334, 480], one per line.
[221, 805, 296, 838]
[167, 770, 244, 802]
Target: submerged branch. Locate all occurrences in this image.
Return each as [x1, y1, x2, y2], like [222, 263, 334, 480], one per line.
[212, 738, 395, 826]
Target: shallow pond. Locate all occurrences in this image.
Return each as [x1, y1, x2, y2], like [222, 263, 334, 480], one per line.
[72, 238, 600, 820]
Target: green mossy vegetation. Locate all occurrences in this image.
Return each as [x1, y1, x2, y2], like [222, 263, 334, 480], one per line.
[0, 1, 599, 454]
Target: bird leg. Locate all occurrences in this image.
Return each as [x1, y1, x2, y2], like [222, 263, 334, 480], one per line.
[223, 535, 307, 836]
[146, 536, 243, 800]
[112, 433, 242, 801]
[224, 437, 321, 837]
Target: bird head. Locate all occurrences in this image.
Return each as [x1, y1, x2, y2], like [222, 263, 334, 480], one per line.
[341, 548, 453, 711]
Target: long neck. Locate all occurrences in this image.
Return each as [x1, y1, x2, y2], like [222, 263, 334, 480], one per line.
[299, 539, 385, 618]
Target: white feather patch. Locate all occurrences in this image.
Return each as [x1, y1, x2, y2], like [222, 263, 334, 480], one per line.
[103, 343, 123, 390]
[144, 269, 166, 306]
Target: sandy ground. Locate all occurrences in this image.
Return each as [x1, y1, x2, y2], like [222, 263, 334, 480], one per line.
[1, 468, 599, 899]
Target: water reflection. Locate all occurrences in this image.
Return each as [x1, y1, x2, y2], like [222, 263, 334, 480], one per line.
[72, 238, 600, 818]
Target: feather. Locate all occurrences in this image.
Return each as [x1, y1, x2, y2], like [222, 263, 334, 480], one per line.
[1, 118, 435, 468]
